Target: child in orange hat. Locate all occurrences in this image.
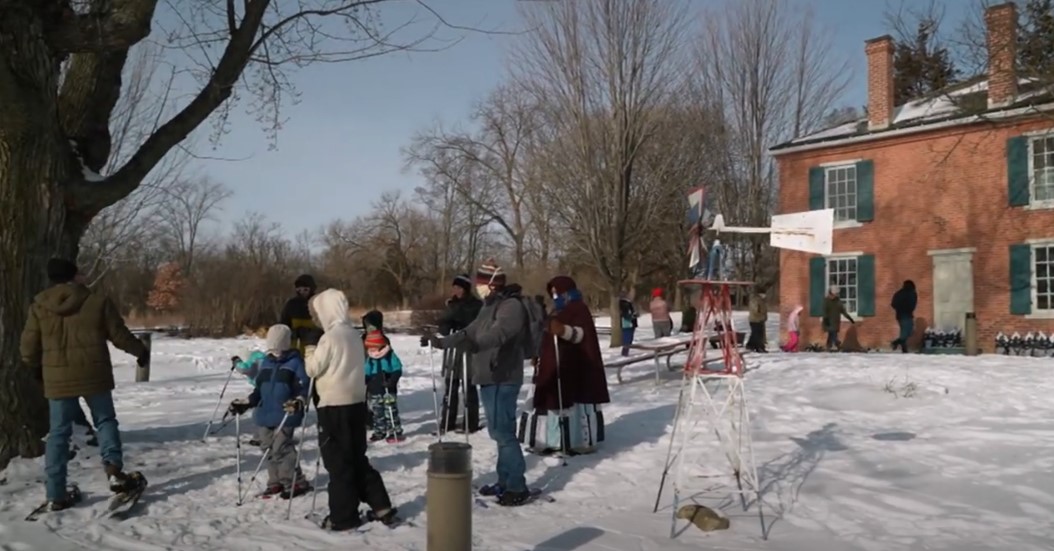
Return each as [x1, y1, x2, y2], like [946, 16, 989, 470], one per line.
[364, 329, 404, 443]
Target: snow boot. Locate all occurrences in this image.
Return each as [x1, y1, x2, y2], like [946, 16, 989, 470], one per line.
[105, 464, 141, 494]
[366, 507, 401, 526]
[47, 486, 83, 512]
[478, 483, 504, 497]
[280, 480, 311, 499]
[321, 514, 364, 532]
[369, 432, 387, 443]
[261, 483, 284, 497]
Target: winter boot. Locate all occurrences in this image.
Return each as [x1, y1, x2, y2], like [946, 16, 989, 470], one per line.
[369, 432, 387, 443]
[280, 480, 311, 499]
[321, 514, 363, 532]
[366, 507, 401, 526]
[47, 485, 83, 512]
[105, 464, 141, 494]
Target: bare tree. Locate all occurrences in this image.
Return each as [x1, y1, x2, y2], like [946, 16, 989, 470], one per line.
[155, 177, 233, 274]
[693, 0, 851, 287]
[511, 0, 692, 345]
[0, 0, 471, 467]
[80, 42, 190, 285]
[405, 84, 540, 271]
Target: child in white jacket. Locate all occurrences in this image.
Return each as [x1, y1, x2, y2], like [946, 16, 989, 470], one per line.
[305, 288, 399, 531]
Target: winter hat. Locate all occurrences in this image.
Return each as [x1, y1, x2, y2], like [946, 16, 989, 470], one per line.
[452, 274, 473, 293]
[265, 324, 292, 354]
[475, 259, 506, 287]
[294, 274, 316, 290]
[652, 287, 663, 298]
[365, 329, 386, 349]
[47, 258, 79, 284]
[547, 275, 577, 295]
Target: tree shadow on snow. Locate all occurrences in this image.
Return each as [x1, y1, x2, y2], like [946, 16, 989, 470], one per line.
[753, 422, 848, 538]
[530, 526, 605, 551]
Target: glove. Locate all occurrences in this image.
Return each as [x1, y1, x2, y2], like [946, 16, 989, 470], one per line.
[304, 345, 317, 360]
[228, 398, 252, 416]
[230, 355, 242, 364]
[548, 318, 565, 336]
[463, 338, 479, 353]
[428, 334, 445, 350]
[420, 335, 430, 348]
[283, 397, 306, 414]
[136, 352, 149, 368]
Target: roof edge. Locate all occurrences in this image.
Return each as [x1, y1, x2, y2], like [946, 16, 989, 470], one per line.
[769, 101, 1054, 157]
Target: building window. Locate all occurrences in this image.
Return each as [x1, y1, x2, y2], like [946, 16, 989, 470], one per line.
[1031, 134, 1054, 205]
[825, 164, 857, 223]
[1035, 243, 1054, 312]
[827, 256, 858, 315]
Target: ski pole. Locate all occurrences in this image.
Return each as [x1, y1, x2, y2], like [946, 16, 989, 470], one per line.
[427, 343, 443, 440]
[203, 359, 238, 441]
[235, 411, 242, 505]
[308, 421, 323, 518]
[461, 354, 471, 444]
[285, 378, 314, 520]
[440, 351, 456, 437]
[240, 411, 290, 504]
[553, 334, 569, 465]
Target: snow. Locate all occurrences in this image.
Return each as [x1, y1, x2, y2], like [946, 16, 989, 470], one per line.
[3, 314, 1054, 550]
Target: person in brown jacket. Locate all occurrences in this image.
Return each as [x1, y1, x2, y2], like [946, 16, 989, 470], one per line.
[746, 287, 768, 353]
[20, 258, 149, 512]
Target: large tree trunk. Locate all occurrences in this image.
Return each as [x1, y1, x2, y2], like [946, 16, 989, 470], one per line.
[608, 292, 623, 348]
[0, 14, 94, 469]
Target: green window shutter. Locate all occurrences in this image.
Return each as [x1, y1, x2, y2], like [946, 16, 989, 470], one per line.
[1007, 136, 1030, 207]
[1009, 243, 1033, 315]
[809, 257, 826, 317]
[856, 254, 876, 316]
[855, 160, 874, 222]
[808, 167, 825, 210]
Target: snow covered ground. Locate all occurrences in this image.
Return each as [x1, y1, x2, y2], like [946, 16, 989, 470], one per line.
[2, 313, 1053, 550]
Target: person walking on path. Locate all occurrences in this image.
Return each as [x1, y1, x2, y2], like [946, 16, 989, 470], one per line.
[746, 288, 768, 352]
[821, 286, 855, 351]
[20, 258, 149, 511]
[890, 280, 917, 353]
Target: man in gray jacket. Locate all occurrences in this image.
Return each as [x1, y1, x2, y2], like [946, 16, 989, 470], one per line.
[427, 260, 533, 506]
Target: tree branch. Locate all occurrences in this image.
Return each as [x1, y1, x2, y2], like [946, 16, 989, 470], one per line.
[48, 0, 158, 54]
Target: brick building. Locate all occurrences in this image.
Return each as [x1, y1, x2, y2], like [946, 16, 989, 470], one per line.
[769, 2, 1054, 352]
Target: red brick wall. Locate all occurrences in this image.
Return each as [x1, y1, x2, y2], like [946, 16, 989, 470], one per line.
[776, 117, 1054, 352]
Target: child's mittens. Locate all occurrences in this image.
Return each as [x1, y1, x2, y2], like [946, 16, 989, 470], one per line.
[283, 397, 306, 414]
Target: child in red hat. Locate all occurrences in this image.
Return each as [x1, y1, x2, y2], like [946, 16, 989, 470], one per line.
[364, 328, 404, 443]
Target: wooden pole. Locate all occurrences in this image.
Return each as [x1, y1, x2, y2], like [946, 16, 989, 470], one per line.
[135, 332, 152, 382]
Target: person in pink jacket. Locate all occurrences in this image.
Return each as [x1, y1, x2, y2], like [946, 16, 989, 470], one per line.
[649, 288, 673, 338]
[781, 305, 804, 352]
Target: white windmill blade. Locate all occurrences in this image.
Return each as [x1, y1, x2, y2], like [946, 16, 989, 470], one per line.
[707, 208, 834, 256]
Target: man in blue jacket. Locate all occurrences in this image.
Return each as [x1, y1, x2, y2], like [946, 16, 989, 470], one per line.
[229, 324, 311, 499]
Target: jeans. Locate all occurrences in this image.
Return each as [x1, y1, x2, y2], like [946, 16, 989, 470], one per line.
[46, 391, 123, 500]
[620, 328, 635, 356]
[826, 330, 841, 350]
[479, 383, 527, 493]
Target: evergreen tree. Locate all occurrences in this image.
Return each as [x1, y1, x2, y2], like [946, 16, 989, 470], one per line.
[893, 18, 960, 105]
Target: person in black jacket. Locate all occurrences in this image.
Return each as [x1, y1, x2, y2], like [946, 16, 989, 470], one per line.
[436, 274, 483, 433]
[890, 280, 917, 353]
[280, 274, 324, 356]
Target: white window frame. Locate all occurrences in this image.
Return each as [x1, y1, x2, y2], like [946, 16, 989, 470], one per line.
[1029, 239, 1054, 319]
[822, 162, 863, 229]
[1027, 132, 1054, 210]
[825, 253, 860, 318]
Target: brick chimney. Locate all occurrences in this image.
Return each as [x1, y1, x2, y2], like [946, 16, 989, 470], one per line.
[986, 2, 1018, 108]
[865, 35, 895, 131]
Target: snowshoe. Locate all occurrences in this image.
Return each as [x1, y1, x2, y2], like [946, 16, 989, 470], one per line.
[366, 507, 410, 528]
[248, 438, 262, 447]
[259, 483, 284, 499]
[369, 432, 387, 443]
[385, 433, 405, 444]
[106, 471, 148, 518]
[498, 488, 550, 507]
[26, 484, 82, 521]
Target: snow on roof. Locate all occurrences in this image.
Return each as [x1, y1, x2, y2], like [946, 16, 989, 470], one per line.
[783, 77, 1048, 147]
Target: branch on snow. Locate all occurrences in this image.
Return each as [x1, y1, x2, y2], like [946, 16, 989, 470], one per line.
[48, 1, 157, 54]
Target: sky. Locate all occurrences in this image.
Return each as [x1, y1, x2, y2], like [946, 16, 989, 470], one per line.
[167, 0, 973, 236]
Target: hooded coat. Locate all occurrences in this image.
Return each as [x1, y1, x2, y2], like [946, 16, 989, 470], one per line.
[534, 276, 610, 412]
[304, 289, 366, 407]
[891, 280, 918, 320]
[280, 275, 324, 355]
[20, 283, 147, 399]
[247, 325, 309, 428]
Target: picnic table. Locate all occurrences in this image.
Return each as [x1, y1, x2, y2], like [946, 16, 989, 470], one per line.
[605, 335, 694, 385]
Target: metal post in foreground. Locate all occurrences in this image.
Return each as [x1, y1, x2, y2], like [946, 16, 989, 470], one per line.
[427, 441, 472, 551]
[135, 331, 152, 382]
[964, 312, 978, 356]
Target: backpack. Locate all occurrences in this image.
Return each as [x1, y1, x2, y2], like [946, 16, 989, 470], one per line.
[492, 294, 546, 360]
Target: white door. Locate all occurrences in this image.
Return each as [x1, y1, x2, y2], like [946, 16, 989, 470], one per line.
[931, 252, 975, 331]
